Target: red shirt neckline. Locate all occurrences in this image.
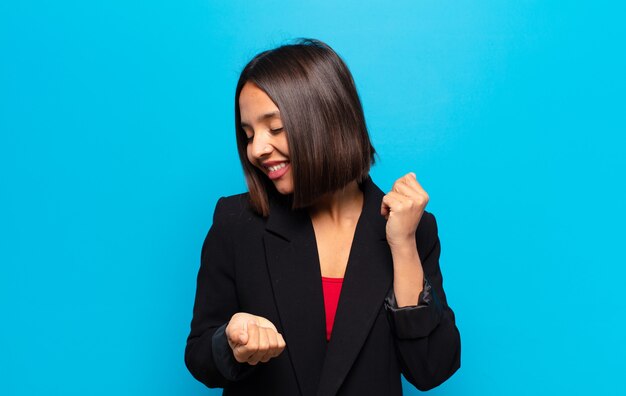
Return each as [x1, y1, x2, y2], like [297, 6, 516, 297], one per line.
[321, 276, 344, 341]
[321, 276, 344, 282]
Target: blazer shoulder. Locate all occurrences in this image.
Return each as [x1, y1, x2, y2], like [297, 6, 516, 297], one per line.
[419, 210, 438, 233]
[415, 210, 439, 252]
[212, 192, 262, 228]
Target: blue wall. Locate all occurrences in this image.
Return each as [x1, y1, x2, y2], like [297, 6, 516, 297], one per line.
[1, 1, 624, 395]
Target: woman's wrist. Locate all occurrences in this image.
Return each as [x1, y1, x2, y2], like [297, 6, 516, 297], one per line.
[389, 235, 418, 259]
[389, 237, 425, 307]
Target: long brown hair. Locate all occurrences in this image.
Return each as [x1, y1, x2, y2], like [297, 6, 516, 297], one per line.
[234, 38, 377, 217]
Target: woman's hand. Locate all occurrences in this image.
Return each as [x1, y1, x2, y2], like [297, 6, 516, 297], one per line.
[380, 172, 429, 249]
[225, 312, 286, 365]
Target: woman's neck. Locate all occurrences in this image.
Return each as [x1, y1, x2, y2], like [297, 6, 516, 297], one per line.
[307, 180, 364, 224]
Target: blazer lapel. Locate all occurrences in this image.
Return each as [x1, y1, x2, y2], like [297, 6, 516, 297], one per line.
[316, 176, 393, 396]
[264, 193, 327, 396]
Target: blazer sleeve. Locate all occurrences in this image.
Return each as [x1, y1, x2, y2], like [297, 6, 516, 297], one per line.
[184, 197, 256, 388]
[383, 212, 461, 391]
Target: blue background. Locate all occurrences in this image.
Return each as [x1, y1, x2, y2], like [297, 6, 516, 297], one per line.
[1, 1, 625, 395]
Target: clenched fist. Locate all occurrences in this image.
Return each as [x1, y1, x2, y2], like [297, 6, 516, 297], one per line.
[225, 312, 286, 365]
[380, 172, 429, 248]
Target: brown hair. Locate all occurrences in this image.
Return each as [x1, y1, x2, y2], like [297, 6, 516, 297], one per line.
[234, 38, 377, 217]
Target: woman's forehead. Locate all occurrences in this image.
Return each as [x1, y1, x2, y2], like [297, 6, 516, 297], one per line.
[239, 83, 281, 121]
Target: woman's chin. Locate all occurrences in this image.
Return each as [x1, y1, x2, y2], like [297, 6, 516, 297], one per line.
[273, 181, 294, 195]
[275, 187, 294, 195]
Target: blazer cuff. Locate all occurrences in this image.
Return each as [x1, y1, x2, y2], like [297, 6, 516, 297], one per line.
[211, 323, 255, 381]
[384, 277, 443, 339]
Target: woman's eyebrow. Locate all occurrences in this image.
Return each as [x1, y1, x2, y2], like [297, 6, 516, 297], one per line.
[241, 111, 280, 128]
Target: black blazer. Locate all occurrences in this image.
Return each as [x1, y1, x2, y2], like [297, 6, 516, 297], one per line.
[185, 175, 460, 395]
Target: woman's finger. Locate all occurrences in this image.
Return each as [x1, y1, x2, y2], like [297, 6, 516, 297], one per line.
[393, 181, 420, 200]
[383, 191, 411, 212]
[277, 333, 286, 350]
[394, 173, 420, 195]
[407, 174, 429, 200]
[257, 316, 278, 332]
[381, 193, 402, 218]
[237, 321, 259, 363]
[264, 328, 279, 360]
[394, 182, 429, 209]
[399, 173, 429, 199]
[407, 172, 426, 191]
[254, 326, 271, 363]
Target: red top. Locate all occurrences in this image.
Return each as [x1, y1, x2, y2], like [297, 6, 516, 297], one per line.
[321, 276, 344, 341]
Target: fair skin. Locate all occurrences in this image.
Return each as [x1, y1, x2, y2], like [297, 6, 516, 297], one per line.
[227, 81, 429, 365]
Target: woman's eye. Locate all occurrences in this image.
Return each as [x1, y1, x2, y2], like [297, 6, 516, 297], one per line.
[270, 127, 284, 133]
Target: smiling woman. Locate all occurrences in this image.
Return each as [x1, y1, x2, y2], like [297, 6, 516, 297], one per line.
[185, 38, 461, 396]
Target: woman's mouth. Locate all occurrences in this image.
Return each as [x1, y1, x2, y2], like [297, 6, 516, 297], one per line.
[266, 161, 290, 180]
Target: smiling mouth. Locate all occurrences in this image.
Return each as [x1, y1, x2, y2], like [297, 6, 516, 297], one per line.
[266, 161, 290, 180]
[267, 162, 289, 172]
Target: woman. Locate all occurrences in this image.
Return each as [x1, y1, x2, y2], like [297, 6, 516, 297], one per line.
[185, 38, 461, 395]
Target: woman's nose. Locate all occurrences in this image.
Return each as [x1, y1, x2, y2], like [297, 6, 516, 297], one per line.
[251, 134, 272, 158]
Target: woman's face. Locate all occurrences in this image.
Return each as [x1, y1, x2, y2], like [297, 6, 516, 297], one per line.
[239, 81, 293, 195]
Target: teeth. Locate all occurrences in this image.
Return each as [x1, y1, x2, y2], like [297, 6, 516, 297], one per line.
[268, 162, 288, 172]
